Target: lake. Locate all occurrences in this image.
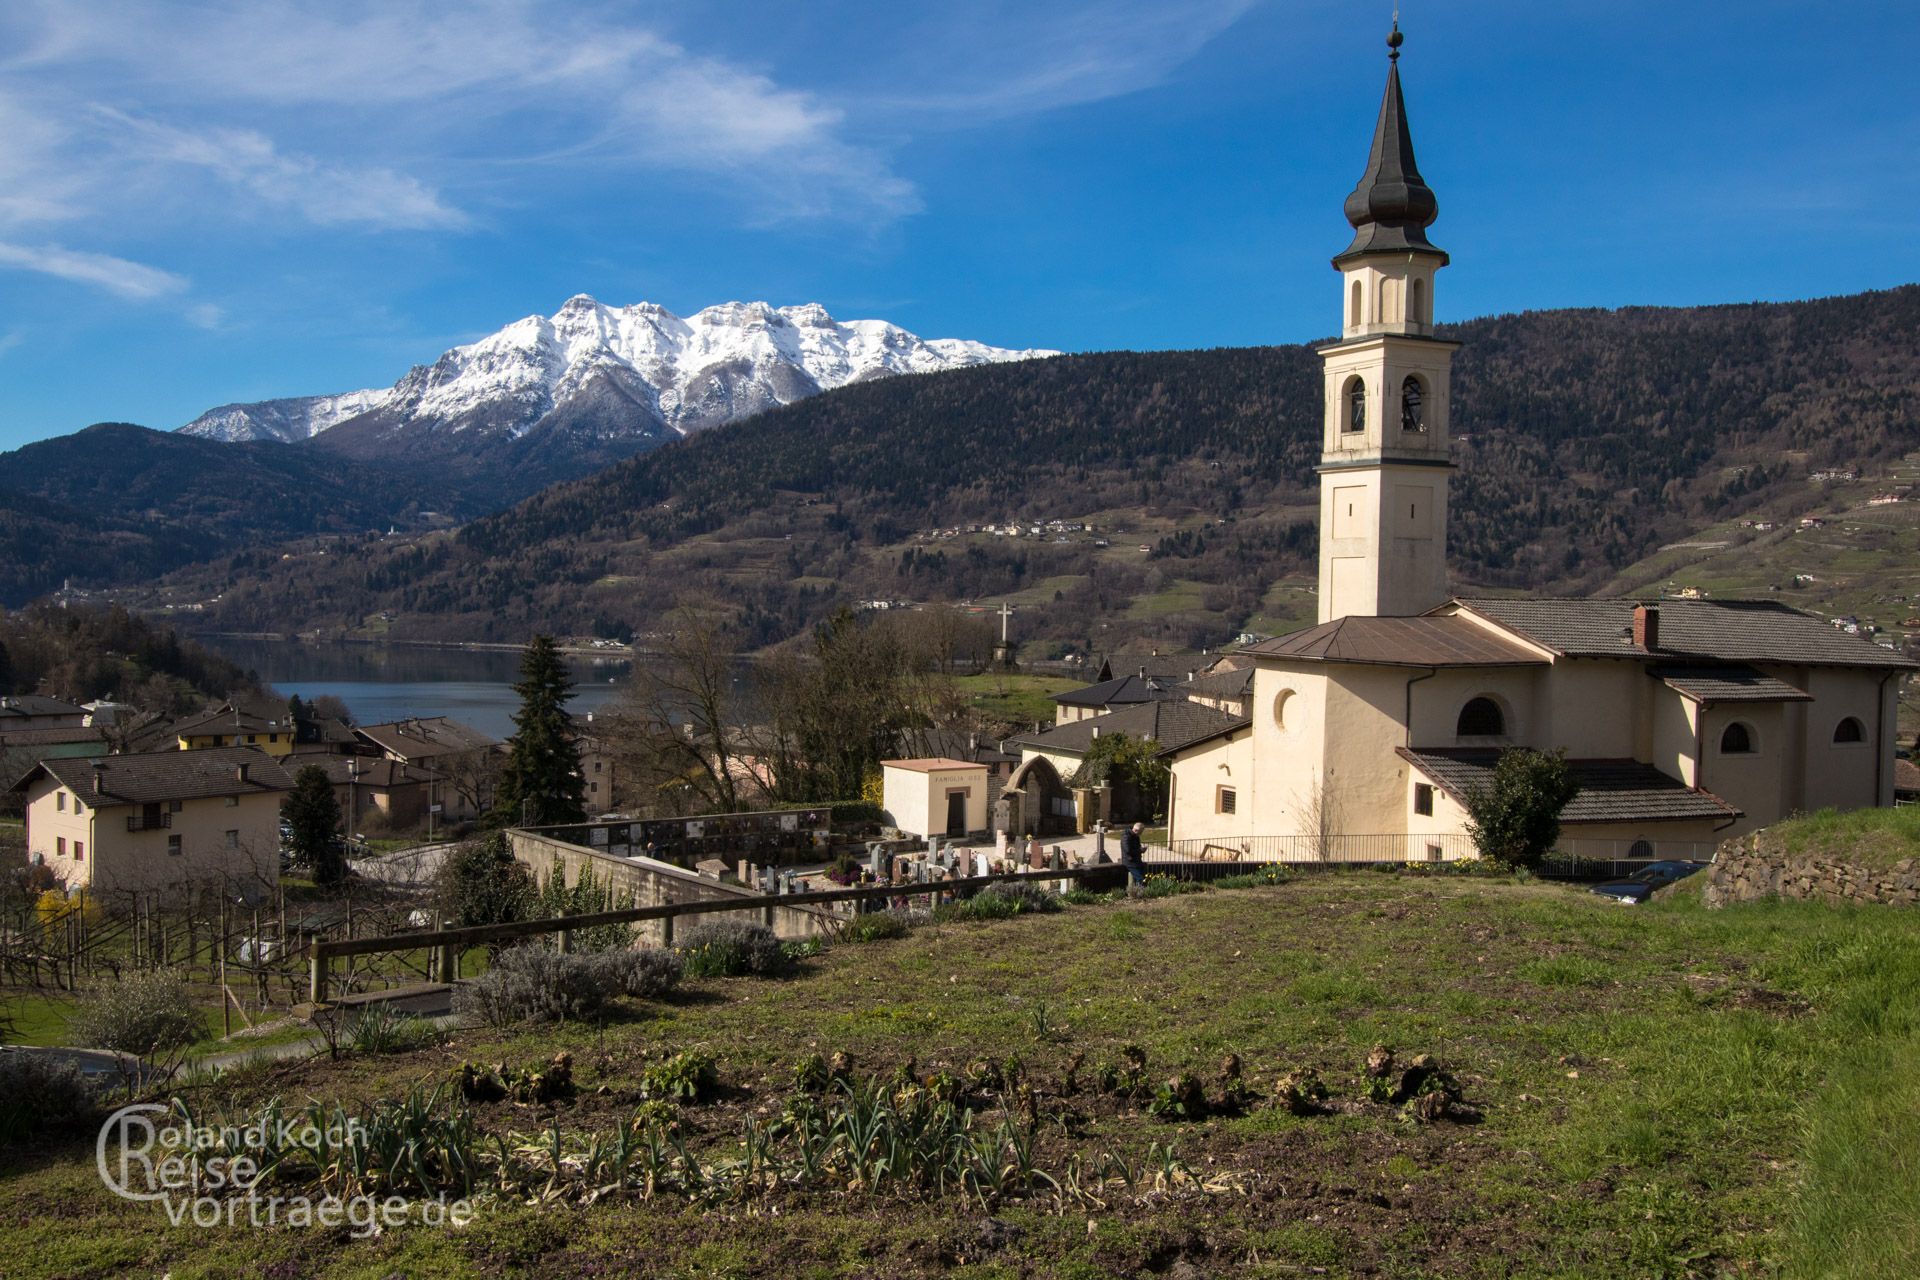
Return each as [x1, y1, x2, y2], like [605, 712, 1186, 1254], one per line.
[201, 638, 637, 740]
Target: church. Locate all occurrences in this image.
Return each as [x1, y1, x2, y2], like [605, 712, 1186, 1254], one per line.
[1163, 27, 1914, 861]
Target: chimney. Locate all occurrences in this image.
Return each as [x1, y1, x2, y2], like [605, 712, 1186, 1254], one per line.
[1633, 605, 1660, 651]
[235, 761, 251, 783]
[1091, 725, 1101, 739]
[91, 760, 107, 795]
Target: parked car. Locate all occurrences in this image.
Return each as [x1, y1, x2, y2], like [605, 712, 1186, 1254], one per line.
[1590, 860, 1707, 904]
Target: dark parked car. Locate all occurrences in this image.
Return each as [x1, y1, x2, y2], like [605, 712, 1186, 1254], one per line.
[1590, 860, 1707, 904]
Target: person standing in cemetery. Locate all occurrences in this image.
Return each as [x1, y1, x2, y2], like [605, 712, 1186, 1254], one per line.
[1120, 822, 1146, 890]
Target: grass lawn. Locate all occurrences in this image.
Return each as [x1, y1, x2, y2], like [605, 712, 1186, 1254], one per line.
[3, 873, 1917, 1278]
[0, 990, 80, 1046]
[953, 672, 1082, 726]
[1764, 805, 1920, 867]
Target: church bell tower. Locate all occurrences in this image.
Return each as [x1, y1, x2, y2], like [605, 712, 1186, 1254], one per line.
[1316, 23, 1457, 622]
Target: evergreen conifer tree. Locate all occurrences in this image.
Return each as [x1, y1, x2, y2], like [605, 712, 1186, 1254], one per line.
[493, 635, 587, 826]
[282, 764, 345, 885]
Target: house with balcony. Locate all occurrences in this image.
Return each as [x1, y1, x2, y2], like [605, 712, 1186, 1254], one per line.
[13, 747, 293, 901]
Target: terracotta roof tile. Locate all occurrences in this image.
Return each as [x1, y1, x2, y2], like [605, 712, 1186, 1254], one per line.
[1457, 598, 1916, 669]
[1397, 748, 1741, 823]
[1009, 701, 1248, 758]
[1248, 615, 1547, 667]
[1650, 665, 1811, 703]
[21, 747, 295, 805]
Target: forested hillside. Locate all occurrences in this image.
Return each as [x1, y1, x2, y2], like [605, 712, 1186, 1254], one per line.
[0, 423, 444, 606]
[139, 287, 1920, 652]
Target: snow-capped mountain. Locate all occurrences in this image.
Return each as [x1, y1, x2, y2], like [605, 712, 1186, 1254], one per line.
[179, 297, 1057, 447]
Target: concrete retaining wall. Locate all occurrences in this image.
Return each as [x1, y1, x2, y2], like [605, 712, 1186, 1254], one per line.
[1702, 830, 1920, 908]
[506, 830, 839, 944]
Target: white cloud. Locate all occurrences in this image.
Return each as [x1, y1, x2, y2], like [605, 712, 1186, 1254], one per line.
[854, 1, 1264, 120]
[0, 329, 25, 356]
[96, 109, 468, 231]
[6, 0, 923, 225]
[0, 240, 187, 298]
[185, 303, 225, 330]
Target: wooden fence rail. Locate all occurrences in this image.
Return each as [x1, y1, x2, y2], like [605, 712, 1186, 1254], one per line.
[309, 865, 1124, 1002]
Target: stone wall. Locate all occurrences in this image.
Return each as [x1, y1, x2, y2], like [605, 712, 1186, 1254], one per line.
[1701, 829, 1920, 908]
[506, 829, 839, 944]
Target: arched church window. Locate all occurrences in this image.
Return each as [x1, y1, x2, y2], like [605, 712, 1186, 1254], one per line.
[1456, 697, 1505, 737]
[1401, 375, 1426, 433]
[1833, 716, 1866, 745]
[1349, 280, 1363, 328]
[1410, 277, 1425, 325]
[1720, 722, 1756, 755]
[1344, 377, 1366, 433]
[1379, 277, 1393, 323]
[1273, 688, 1295, 729]
[1628, 839, 1654, 860]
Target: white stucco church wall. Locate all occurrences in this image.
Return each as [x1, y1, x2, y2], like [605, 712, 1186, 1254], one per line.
[1163, 31, 1913, 859]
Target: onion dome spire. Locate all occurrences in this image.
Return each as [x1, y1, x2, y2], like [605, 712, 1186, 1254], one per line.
[1334, 20, 1447, 266]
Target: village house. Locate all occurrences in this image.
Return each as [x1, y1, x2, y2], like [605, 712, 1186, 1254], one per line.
[1161, 39, 1914, 861]
[168, 703, 296, 756]
[0, 695, 89, 729]
[302, 754, 438, 834]
[13, 747, 292, 901]
[1, 698, 108, 788]
[1050, 672, 1183, 725]
[353, 716, 501, 822]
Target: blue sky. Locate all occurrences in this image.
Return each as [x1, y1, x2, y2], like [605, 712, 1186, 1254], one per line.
[2, 0, 1917, 450]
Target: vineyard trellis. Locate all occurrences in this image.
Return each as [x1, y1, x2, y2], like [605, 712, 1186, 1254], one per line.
[2, 878, 463, 1035]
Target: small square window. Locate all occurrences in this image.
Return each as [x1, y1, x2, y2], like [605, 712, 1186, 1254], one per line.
[74, 841, 84, 862]
[167, 835, 182, 856]
[56, 791, 66, 812]
[1414, 784, 1434, 817]
[1217, 786, 1237, 815]
[247, 734, 257, 744]
[224, 795, 239, 807]
[168, 800, 183, 813]
[225, 830, 239, 848]
[56, 836, 66, 856]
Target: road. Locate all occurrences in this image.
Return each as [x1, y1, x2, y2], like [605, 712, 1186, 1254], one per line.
[349, 841, 459, 888]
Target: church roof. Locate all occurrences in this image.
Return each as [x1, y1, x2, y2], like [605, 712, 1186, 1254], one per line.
[1247, 615, 1546, 668]
[1650, 665, 1812, 703]
[1335, 24, 1446, 266]
[1397, 749, 1742, 824]
[1009, 700, 1248, 759]
[1455, 598, 1917, 670]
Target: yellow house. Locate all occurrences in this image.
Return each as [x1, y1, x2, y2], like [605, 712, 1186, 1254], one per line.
[171, 704, 295, 757]
[1164, 33, 1915, 862]
[14, 747, 293, 902]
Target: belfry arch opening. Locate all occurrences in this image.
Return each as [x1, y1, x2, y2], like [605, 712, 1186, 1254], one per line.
[1343, 376, 1367, 433]
[1401, 374, 1426, 432]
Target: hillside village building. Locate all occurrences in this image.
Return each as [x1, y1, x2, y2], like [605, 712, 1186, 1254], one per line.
[1163, 29, 1914, 859]
[14, 747, 291, 900]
